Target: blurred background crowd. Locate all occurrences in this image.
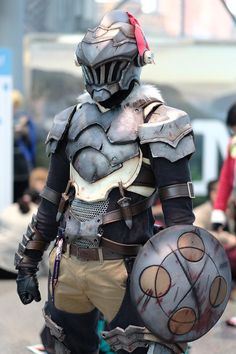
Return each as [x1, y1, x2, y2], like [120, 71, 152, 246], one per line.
[1, 0, 236, 195]
[1, 0, 236, 351]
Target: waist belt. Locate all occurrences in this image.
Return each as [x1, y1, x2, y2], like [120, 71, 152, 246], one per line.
[69, 237, 141, 262]
[100, 237, 141, 256]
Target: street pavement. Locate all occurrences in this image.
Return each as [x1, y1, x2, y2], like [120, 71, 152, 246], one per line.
[0, 276, 236, 354]
[0, 276, 48, 354]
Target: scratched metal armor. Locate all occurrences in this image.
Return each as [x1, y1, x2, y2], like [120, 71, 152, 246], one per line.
[14, 10, 206, 354]
[45, 96, 195, 250]
[43, 89, 196, 354]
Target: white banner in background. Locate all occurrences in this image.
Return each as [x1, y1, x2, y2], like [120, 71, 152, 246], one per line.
[192, 119, 229, 196]
[0, 48, 13, 212]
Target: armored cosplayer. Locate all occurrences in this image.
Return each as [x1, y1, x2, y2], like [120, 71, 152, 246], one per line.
[15, 10, 231, 354]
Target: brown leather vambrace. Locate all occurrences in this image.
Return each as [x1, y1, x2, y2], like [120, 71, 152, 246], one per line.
[14, 214, 50, 271]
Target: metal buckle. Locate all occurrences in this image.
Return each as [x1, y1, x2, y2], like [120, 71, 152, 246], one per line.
[42, 307, 65, 342]
[98, 248, 104, 264]
[75, 247, 104, 263]
[187, 181, 195, 198]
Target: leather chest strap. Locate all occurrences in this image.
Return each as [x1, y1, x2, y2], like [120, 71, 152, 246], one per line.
[102, 192, 157, 225]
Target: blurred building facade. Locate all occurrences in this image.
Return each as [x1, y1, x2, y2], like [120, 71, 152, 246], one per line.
[22, 0, 236, 40]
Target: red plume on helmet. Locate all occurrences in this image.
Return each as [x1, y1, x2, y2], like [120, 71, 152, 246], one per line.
[127, 12, 155, 65]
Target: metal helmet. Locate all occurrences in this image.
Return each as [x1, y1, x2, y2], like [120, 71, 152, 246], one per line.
[130, 225, 231, 343]
[75, 10, 153, 103]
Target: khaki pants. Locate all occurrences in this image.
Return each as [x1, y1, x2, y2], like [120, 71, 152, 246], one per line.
[49, 248, 128, 323]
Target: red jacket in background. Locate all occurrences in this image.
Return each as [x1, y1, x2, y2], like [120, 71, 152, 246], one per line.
[214, 136, 236, 211]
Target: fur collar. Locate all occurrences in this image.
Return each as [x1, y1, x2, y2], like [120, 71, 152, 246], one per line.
[77, 84, 164, 108]
[122, 84, 164, 106]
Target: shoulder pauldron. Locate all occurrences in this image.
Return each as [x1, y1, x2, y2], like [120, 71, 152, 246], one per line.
[45, 105, 77, 155]
[139, 104, 195, 162]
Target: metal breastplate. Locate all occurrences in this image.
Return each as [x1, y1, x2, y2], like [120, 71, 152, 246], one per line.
[66, 102, 144, 183]
[64, 103, 147, 243]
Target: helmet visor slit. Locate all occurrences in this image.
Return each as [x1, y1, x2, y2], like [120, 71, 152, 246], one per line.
[100, 64, 105, 84]
[111, 61, 128, 82]
[107, 62, 116, 83]
[91, 68, 98, 85]
[83, 66, 93, 84]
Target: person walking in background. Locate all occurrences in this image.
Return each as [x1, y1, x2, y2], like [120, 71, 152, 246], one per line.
[194, 179, 236, 283]
[194, 179, 235, 233]
[211, 103, 236, 232]
[194, 180, 219, 230]
[12, 90, 36, 202]
[211, 103, 236, 327]
[0, 167, 48, 278]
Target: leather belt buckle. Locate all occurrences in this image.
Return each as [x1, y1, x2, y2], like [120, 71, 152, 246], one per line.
[187, 181, 195, 198]
[77, 248, 98, 261]
[75, 247, 104, 263]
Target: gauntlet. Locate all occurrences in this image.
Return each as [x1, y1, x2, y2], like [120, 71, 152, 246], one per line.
[15, 215, 49, 305]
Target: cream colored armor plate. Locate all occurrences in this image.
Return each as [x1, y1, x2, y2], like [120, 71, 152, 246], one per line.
[70, 150, 144, 202]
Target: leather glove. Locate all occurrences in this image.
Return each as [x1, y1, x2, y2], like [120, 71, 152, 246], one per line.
[15, 215, 49, 305]
[16, 269, 41, 304]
